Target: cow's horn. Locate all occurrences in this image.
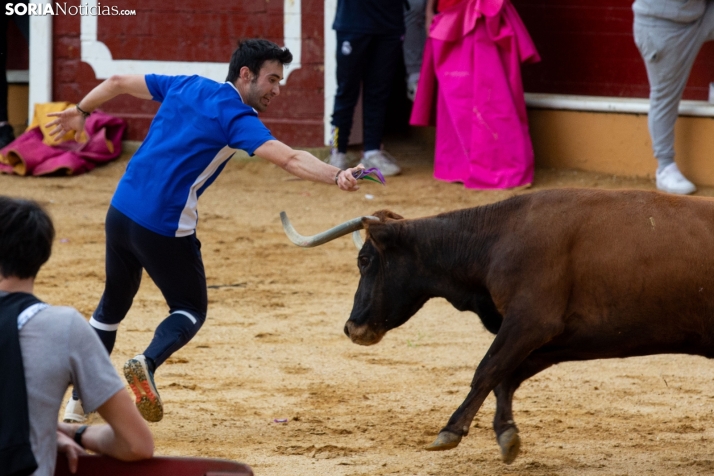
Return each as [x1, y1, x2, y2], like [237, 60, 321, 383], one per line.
[352, 230, 364, 249]
[280, 212, 378, 248]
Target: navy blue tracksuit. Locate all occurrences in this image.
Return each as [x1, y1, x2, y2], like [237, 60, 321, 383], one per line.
[331, 0, 405, 153]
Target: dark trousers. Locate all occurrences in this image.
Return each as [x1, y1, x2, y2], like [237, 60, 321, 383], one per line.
[93, 206, 207, 369]
[331, 32, 403, 152]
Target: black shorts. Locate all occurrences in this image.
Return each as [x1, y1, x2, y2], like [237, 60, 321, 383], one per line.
[92, 206, 207, 328]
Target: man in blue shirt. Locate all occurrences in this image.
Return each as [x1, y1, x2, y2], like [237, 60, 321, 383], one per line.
[47, 39, 363, 423]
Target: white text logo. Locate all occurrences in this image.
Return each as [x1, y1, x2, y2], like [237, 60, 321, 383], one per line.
[5, 3, 136, 16]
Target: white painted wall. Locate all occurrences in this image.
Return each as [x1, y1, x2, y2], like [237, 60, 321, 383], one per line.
[323, 0, 337, 146]
[28, 0, 52, 120]
[80, 0, 301, 83]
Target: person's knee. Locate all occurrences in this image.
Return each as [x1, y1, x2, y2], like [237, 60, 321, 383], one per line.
[171, 310, 205, 336]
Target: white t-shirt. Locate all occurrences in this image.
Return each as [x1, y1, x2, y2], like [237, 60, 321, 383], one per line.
[15, 300, 125, 476]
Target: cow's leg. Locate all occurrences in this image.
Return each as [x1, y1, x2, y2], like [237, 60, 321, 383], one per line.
[492, 357, 553, 464]
[426, 314, 563, 451]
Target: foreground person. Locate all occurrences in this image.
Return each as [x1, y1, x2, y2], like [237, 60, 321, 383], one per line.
[0, 196, 153, 476]
[47, 38, 364, 424]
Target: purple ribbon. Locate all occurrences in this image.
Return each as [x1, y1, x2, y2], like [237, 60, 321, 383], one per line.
[352, 167, 386, 185]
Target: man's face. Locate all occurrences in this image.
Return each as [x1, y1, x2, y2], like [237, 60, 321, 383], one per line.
[242, 60, 283, 112]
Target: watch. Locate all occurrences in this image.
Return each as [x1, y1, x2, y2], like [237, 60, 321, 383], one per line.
[74, 424, 88, 448]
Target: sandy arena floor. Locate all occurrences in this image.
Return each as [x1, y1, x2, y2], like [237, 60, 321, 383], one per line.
[4, 139, 714, 475]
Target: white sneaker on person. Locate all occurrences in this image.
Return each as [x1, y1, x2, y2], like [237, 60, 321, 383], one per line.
[124, 355, 163, 422]
[63, 397, 87, 423]
[656, 163, 696, 195]
[362, 150, 401, 176]
[329, 151, 348, 169]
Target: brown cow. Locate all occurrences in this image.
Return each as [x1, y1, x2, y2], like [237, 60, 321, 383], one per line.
[280, 188, 714, 464]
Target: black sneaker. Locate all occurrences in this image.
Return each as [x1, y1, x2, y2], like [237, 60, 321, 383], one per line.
[0, 124, 15, 149]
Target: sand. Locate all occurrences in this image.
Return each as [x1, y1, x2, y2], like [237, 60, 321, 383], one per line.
[4, 139, 714, 475]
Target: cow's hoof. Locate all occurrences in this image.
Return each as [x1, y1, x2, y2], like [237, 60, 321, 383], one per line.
[425, 431, 462, 451]
[498, 427, 521, 464]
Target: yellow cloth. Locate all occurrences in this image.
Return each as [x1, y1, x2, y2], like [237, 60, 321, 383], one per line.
[28, 102, 87, 146]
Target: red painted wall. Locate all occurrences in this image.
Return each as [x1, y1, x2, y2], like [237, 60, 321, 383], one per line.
[513, 0, 714, 100]
[52, 0, 714, 146]
[53, 0, 325, 146]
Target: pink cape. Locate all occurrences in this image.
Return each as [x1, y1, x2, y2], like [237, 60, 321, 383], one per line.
[410, 0, 540, 189]
[0, 111, 126, 176]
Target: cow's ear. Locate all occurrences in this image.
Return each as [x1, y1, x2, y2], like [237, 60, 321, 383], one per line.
[372, 210, 404, 222]
[364, 221, 399, 250]
[364, 211, 404, 250]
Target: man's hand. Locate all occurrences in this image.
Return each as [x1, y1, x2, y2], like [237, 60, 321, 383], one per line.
[46, 106, 86, 141]
[337, 165, 364, 192]
[57, 429, 87, 474]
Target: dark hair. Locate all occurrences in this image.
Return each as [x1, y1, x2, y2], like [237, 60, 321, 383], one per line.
[0, 196, 54, 279]
[226, 39, 293, 83]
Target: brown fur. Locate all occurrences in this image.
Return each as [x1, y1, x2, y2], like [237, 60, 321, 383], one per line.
[344, 188, 714, 459]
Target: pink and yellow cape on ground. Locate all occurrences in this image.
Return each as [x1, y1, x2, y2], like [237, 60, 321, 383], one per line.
[410, 0, 540, 190]
[0, 102, 126, 176]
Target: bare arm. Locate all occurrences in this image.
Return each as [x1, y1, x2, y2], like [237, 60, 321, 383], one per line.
[254, 139, 362, 191]
[46, 75, 152, 140]
[58, 389, 154, 462]
[56, 430, 86, 474]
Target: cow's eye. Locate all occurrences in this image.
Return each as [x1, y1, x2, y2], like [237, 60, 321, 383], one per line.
[358, 255, 370, 268]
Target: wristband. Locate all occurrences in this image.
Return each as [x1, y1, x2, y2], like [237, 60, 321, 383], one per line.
[76, 104, 91, 118]
[74, 424, 88, 448]
[334, 169, 342, 185]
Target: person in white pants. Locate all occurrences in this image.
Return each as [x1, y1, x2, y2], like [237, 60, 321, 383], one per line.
[633, 0, 714, 195]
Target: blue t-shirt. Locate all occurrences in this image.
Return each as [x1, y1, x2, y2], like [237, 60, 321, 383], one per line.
[111, 75, 275, 237]
[332, 0, 405, 36]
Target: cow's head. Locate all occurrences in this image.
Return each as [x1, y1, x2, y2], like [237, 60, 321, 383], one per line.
[280, 210, 431, 346]
[345, 210, 433, 345]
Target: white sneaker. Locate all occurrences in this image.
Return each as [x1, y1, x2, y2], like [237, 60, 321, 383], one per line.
[329, 151, 348, 169]
[361, 150, 401, 177]
[656, 163, 696, 195]
[63, 397, 87, 423]
[124, 355, 163, 422]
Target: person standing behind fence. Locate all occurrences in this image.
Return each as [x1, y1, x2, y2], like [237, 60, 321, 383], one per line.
[411, 0, 539, 190]
[328, 0, 404, 176]
[632, 0, 714, 195]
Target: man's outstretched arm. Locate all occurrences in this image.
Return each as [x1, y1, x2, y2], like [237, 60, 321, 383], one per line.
[255, 139, 362, 192]
[46, 75, 152, 140]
